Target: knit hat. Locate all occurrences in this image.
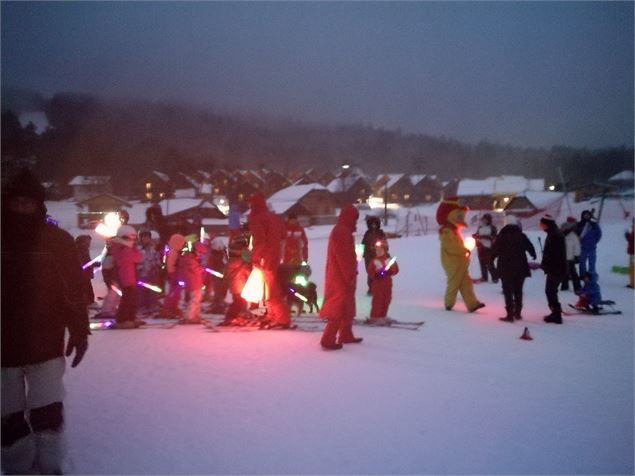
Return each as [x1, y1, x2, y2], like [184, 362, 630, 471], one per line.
[117, 224, 137, 240]
[540, 214, 556, 227]
[566, 216, 577, 224]
[436, 197, 467, 225]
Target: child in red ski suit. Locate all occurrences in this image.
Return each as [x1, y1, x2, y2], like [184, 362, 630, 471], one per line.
[179, 241, 206, 324]
[367, 241, 399, 320]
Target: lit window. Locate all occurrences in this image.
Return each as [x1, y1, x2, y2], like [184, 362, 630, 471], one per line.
[404, 194, 410, 200]
[145, 182, 151, 190]
[145, 192, 152, 200]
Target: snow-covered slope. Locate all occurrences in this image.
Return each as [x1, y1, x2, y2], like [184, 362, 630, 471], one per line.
[42, 199, 634, 474]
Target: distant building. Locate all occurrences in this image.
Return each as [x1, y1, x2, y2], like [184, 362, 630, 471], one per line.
[373, 174, 415, 205]
[456, 176, 545, 210]
[411, 175, 443, 203]
[327, 168, 372, 206]
[68, 175, 112, 202]
[267, 183, 337, 226]
[139, 171, 174, 202]
[75, 193, 131, 229]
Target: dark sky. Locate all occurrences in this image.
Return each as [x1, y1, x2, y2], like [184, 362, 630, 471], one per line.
[2, 1, 633, 149]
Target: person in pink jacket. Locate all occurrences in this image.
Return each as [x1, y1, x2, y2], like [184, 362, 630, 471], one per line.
[367, 240, 399, 320]
[112, 225, 143, 328]
[319, 204, 362, 350]
[248, 192, 291, 328]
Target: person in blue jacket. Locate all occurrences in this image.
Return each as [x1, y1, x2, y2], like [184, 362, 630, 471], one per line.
[575, 210, 602, 277]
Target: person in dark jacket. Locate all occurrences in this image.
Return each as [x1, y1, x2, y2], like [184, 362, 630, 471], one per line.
[626, 222, 634, 289]
[575, 210, 602, 277]
[1, 169, 90, 474]
[320, 204, 363, 350]
[490, 215, 536, 322]
[361, 215, 387, 295]
[540, 214, 568, 324]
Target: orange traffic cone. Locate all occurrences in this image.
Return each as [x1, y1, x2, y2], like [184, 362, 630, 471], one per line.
[520, 327, 533, 341]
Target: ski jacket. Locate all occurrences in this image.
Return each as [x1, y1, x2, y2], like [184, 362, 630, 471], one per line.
[366, 254, 400, 280]
[474, 224, 497, 249]
[179, 252, 204, 292]
[248, 192, 286, 272]
[490, 224, 536, 280]
[320, 204, 359, 320]
[226, 258, 252, 295]
[564, 230, 581, 261]
[138, 244, 162, 281]
[575, 220, 602, 250]
[581, 278, 602, 306]
[282, 222, 309, 265]
[1, 221, 90, 367]
[362, 228, 387, 261]
[541, 226, 568, 279]
[166, 234, 186, 275]
[112, 239, 143, 288]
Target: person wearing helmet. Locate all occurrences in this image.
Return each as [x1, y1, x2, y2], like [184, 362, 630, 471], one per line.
[112, 225, 143, 328]
[361, 215, 387, 295]
[1, 169, 89, 474]
[574, 210, 602, 277]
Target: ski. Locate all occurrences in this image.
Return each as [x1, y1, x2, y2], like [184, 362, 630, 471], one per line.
[566, 304, 622, 316]
[353, 318, 424, 330]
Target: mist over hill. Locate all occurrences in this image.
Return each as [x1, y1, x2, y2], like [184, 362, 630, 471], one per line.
[2, 89, 632, 195]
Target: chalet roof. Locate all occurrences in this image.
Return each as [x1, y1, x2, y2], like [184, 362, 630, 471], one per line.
[76, 192, 132, 207]
[410, 174, 438, 186]
[267, 183, 328, 215]
[326, 175, 369, 193]
[68, 175, 111, 186]
[506, 191, 563, 210]
[150, 171, 170, 182]
[457, 176, 544, 196]
[609, 170, 634, 182]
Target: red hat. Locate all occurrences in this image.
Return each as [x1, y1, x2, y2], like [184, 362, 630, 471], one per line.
[566, 216, 577, 224]
[436, 197, 468, 225]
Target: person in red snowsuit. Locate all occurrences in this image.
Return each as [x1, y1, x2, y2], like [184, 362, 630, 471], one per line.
[248, 192, 291, 328]
[282, 213, 309, 265]
[112, 225, 143, 328]
[319, 204, 362, 350]
[367, 240, 399, 320]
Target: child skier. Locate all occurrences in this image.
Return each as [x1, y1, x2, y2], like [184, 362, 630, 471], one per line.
[159, 233, 186, 319]
[362, 215, 388, 295]
[575, 272, 603, 314]
[137, 230, 162, 317]
[220, 233, 253, 326]
[367, 240, 399, 322]
[179, 241, 207, 324]
[112, 225, 143, 328]
[206, 237, 229, 314]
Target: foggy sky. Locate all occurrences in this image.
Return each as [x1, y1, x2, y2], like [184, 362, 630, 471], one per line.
[2, 1, 633, 149]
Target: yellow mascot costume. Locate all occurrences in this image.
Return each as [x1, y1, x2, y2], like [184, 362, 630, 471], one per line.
[436, 198, 485, 312]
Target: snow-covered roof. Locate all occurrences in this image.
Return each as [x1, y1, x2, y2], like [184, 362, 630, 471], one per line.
[326, 175, 367, 193]
[379, 174, 405, 189]
[516, 191, 563, 209]
[609, 170, 634, 182]
[457, 176, 544, 196]
[410, 174, 437, 186]
[267, 183, 327, 214]
[173, 188, 197, 199]
[68, 176, 111, 186]
[151, 171, 170, 182]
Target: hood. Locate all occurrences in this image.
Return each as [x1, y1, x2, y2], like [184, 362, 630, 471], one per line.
[168, 233, 186, 251]
[337, 203, 359, 231]
[249, 192, 267, 216]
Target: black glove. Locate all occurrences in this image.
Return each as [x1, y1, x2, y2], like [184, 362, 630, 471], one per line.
[66, 334, 88, 368]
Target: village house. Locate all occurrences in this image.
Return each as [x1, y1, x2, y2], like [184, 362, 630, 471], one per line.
[326, 168, 372, 206]
[456, 176, 545, 211]
[139, 171, 174, 202]
[75, 193, 131, 229]
[267, 183, 337, 226]
[68, 175, 112, 202]
[372, 173, 416, 205]
[410, 175, 443, 203]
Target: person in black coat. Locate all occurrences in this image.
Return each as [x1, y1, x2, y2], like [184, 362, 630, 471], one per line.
[1, 169, 90, 474]
[490, 215, 536, 321]
[540, 214, 568, 324]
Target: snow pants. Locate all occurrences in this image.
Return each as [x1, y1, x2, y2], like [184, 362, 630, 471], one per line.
[561, 260, 581, 292]
[501, 275, 525, 317]
[321, 316, 356, 346]
[442, 260, 480, 311]
[369, 277, 393, 319]
[477, 247, 497, 282]
[185, 288, 202, 322]
[263, 268, 291, 325]
[116, 285, 138, 323]
[545, 274, 562, 312]
[578, 246, 597, 276]
[161, 273, 183, 318]
[1, 357, 67, 475]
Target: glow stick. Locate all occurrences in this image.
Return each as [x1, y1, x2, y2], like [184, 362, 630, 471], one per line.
[110, 284, 122, 296]
[384, 256, 397, 271]
[177, 280, 186, 288]
[137, 281, 163, 293]
[355, 243, 364, 262]
[289, 288, 308, 303]
[82, 245, 107, 270]
[90, 320, 115, 330]
[294, 275, 308, 287]
[205, 268, 224, 279]
[200, 226, 205, 243]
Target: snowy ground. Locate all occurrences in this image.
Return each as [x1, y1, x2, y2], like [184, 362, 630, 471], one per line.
[46, 199, 634, 474]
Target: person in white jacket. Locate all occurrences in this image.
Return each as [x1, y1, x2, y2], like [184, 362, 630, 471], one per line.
[561, 218, 581, 292]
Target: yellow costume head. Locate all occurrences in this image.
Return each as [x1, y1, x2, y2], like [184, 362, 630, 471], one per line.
[436, 198, 468, 228]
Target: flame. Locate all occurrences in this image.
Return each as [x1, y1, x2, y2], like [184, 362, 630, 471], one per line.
[463, 236, 476, 251]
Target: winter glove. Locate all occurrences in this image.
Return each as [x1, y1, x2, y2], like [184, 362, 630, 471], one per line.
[66, 334, 88, 368]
